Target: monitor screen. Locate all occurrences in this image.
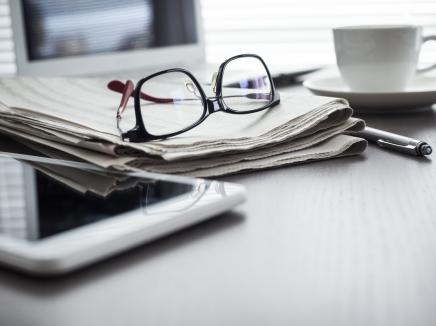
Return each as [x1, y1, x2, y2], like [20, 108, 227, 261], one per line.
[21, 0, 198, 61]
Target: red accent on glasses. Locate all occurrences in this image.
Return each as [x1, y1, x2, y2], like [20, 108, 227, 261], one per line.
[108, 80, 173, 104]
[115, 80, 134, 119]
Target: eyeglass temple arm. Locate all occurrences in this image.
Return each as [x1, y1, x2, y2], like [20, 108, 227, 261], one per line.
[116, 80, 134, 119]
[236, 93, 272, 100]
[108, 80, 174, 105]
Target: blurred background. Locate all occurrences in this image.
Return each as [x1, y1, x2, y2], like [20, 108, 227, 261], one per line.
[0, 0, 435, 75]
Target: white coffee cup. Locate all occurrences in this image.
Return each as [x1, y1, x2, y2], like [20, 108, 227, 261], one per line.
[333, 25, 436, 92]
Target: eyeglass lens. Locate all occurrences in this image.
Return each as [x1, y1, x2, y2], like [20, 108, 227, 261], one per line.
[139, 71, 205, 136]
[221, 57, 272, 112]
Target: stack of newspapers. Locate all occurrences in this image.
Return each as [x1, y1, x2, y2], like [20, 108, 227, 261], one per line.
[0, 77, 366, 177]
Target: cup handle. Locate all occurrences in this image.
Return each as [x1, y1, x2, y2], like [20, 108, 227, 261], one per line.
[417, 35, 436, 74]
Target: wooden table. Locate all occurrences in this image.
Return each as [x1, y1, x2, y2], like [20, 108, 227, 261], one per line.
[0, 87, 435, 326]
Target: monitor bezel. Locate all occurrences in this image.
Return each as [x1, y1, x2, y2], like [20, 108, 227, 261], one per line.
[10, 0, 205, 76]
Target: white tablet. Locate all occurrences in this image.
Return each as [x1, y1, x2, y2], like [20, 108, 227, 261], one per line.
[0, 151, 245, 276]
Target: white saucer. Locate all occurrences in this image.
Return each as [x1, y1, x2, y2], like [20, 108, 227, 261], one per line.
[303, 74, 436, 113]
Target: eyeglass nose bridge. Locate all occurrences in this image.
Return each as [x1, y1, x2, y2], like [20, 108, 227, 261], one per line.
[206, 97, 223, 114]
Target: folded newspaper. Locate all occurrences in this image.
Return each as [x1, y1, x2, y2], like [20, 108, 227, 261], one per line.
[0, 77, 366, 177]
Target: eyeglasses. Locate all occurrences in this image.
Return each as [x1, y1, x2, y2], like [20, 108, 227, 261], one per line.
[107, 54, 280, 142]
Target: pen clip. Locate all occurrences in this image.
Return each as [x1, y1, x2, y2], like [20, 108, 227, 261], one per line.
[377, 139, 417, 155]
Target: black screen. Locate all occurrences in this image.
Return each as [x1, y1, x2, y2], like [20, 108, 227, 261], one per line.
[22, 0, 198, 61]
[0, 157, 201, 241]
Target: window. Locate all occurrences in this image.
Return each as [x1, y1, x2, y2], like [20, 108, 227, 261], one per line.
[201, 0, 436, 65]
[0, 0, 15, 75]
[1, 0, 435, 75]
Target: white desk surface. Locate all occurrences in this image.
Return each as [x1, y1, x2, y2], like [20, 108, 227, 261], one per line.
[1, 86, 436, 326]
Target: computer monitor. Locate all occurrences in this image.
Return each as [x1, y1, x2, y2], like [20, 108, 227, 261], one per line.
[10, 0, 205, 76]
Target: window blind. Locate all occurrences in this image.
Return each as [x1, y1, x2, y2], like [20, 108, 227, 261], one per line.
[200, 0, 436, 65]
[0, 0, 15, 75]
[0, 1, 435, 76]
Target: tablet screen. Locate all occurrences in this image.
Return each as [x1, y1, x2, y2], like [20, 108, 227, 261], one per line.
[0, 156, 203, 241]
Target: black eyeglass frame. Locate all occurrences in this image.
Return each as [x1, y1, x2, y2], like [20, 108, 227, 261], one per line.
[122, 54, 280, 142]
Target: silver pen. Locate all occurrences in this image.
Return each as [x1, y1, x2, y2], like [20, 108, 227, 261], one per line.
[350, 126, 432, 156]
